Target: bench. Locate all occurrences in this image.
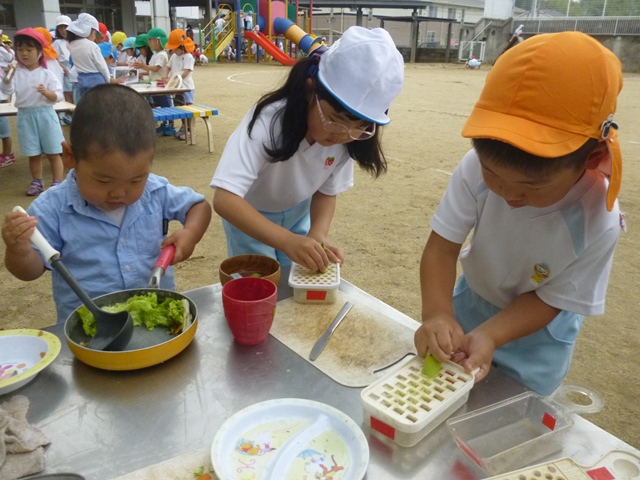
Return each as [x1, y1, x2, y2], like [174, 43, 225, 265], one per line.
[151, 105, 219, 153]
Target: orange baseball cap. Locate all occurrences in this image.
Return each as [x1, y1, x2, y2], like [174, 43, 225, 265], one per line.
[165, 29, 195, 52]
[34, 27, 57, 59]
[98, 22, 108, 38]
[462, 32, 623, 211]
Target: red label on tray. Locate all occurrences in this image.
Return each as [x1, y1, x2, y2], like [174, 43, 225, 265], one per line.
[306, 290, 327, 301]
[587, 467, 615, 480]
[542, 412, 557, 430]
[370, 416, 395, 440]
[455, 438, 483, 468]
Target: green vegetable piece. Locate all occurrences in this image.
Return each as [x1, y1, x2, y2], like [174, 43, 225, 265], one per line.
[421, 355, 442, 379]
[193, 466, 204, 477]
[250, 273, 262, 277]
[78, 292, 186, 337]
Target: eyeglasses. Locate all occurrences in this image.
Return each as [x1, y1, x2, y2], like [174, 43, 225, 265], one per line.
[315, 95, 376, 141]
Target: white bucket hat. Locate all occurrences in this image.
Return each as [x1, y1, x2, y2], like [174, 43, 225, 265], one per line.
[67, 13, 99, 38]
[317, 26, 404, 125]
[56, 15, 72, 27]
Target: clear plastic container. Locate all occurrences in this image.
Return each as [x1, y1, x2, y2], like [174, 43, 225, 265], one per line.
[447, 385, 604, 476]
[288, 262, 340, 304]
[360, 356, 477, 447]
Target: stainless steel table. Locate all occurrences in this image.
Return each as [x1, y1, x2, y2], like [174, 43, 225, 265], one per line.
[128, 83, 193, 96]
[16, 279, 639, 479]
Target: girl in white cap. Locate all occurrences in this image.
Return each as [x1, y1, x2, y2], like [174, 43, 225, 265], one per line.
[211, 26, 404, 272]
[66, 13, 120, 101]
[53, 15, 74, 109]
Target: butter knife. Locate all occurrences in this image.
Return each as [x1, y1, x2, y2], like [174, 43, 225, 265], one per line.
[309, 301, 354, 361]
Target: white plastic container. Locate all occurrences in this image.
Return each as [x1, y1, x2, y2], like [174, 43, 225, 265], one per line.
[288, 262, 340, 304]
[360, 356, 477, 447]
[447, 385, 604, 475]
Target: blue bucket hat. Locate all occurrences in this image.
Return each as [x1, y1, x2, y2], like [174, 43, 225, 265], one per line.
[98, 42, 116, 58]
[123, 37, 137, 50]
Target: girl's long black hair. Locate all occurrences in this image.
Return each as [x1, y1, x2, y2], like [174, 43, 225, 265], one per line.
[247, 55, 388, 178]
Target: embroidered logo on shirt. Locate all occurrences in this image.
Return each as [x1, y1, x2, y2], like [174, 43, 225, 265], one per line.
[324, 157, 335, 169]
[530, 263, 550, 286]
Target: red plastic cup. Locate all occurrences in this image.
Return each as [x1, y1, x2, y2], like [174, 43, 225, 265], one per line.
[222, 277, 277, 346]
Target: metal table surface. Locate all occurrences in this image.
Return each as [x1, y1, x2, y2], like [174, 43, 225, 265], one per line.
[128, 83, 193, 96]
[17, 278, 639, 479]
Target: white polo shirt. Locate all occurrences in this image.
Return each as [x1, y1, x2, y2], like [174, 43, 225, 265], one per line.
[211, 101, 354, 213]
[431, 149, 622, 316]
[167, 52, 194, 91]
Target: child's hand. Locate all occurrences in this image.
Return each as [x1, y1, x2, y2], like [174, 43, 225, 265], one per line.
[284, 235, 330, 273]
[36, 84, 48, 95]
[161, 229, 198, 264]
[414, 313, 464, 362]
[2, 211, 38, 252]
[321, 240, 344, 266]
[449, 330, 496, 383]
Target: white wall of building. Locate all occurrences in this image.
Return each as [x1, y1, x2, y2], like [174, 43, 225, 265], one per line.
[484, 0, 515, 19]
[134, 0, 172, 32]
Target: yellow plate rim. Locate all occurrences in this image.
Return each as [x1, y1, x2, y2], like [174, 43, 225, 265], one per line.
[0, 329, 62, 390]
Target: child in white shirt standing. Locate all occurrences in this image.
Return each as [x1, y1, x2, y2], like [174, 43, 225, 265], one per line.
[111, 32, 129, 66]
[133, 28, 176, 136]
[0, 34, 15, 166]
[52, 16, 73, 106]
[35, 27, 65, 89]
[163, 29, 195, 141]
[1, 29, 64, 195]
[66, 13, 112, 101]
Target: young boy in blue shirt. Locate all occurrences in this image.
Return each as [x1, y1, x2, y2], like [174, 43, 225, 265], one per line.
[2, 84, 212, 324]
[414, 32, 625, 395]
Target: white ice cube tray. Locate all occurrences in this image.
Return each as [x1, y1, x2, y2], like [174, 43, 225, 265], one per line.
[288, 262, 340, 304]
[484, 450, 640, 480]
[360, 356, 476, 447]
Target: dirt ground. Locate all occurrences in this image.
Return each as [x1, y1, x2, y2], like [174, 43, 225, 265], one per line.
[0, 61, 638, 449]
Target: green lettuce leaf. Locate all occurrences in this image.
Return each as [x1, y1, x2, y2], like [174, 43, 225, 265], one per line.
[78, 293, 186, 337]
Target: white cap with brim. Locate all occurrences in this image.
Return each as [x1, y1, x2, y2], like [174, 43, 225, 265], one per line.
[317, 26, 404, 125]
[67, 13, 99, 38]
[56, 15, 72, 27]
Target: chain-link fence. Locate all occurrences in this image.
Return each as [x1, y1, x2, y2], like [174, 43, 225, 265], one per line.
[515, 0, 640, 17]
[515, 17, 640, 35]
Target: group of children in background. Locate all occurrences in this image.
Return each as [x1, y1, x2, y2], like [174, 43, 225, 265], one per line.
[0, 24, 628, 399]
[0, 13, 197, 195]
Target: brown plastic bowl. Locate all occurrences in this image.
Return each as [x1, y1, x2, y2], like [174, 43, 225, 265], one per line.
[219, 254, 281, 286]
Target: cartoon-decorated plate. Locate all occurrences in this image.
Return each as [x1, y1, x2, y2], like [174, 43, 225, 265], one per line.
[0, 329, 61, 396]
[211, 398, 369, 480]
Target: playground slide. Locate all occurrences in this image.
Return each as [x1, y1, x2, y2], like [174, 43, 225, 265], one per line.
[244, 30, 297, 66]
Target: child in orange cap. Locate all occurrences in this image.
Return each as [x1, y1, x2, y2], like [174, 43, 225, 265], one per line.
[163, 29, 195, 140]
[35, 27, 65, 91]
[414, 32, 624, 396]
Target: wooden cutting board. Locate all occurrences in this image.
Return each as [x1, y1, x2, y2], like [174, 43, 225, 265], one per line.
[270, 290, 417, 387]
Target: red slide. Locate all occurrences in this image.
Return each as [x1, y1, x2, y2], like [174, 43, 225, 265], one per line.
[244, 31, 297, 66]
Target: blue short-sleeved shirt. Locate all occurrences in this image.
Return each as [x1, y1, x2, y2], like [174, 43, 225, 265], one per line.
[28, 170, 205, 323]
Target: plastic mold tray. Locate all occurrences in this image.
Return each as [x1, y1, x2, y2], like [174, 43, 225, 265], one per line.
[288, 262, 340, 304]
[447, 386, 604, 476]
[484, 450, 640, 480]
[360, 356, 477, 447]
